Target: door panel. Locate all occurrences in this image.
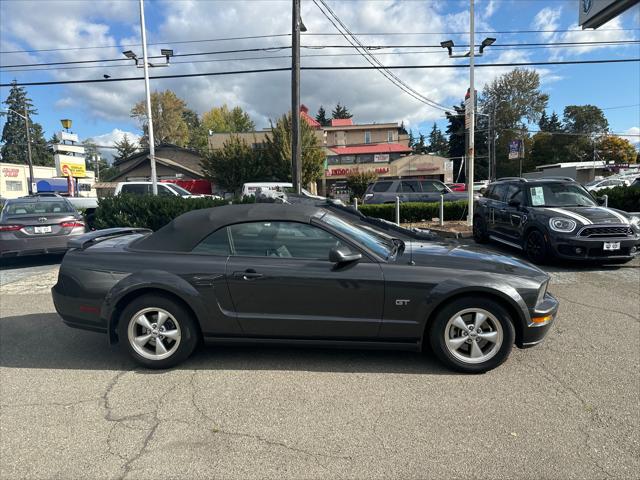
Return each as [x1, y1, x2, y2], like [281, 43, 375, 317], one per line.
[225, 257, 384, 338]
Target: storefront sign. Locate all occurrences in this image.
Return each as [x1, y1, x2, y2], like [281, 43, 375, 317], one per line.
[55, 154, 87, 177]
[2, 167, 20, 177]
[326, 166, 390, 177]
[373, 154, 389, 163]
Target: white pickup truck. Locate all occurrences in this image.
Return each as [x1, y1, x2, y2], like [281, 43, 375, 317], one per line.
[113, 181, 220, 198]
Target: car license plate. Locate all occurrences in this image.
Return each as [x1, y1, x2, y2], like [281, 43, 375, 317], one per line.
[34, 226, 52, 234]
[603, 241, 620, 251]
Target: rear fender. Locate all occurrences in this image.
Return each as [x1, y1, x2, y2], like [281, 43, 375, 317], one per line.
[102, 269, 207, 344]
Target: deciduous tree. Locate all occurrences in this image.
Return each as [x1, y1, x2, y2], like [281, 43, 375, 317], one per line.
[131, 90, 189, 147]
[201, 105, 255, 133]
[346, 169, 377, 199]
[596, 136, 637, 164]
[200, 136, 261, 196]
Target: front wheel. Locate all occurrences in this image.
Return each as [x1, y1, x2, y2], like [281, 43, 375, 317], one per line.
[524, 229, 549, 264]
[118, 294, 199, 369]
[428, 296, 515, 373]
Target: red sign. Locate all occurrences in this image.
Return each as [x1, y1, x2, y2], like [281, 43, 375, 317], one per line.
[326, 167, 390, 177]
[2, 167, 20, 177]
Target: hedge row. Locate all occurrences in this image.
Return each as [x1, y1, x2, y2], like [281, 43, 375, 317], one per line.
[93, 195, 248, 231]
[592, 185, 640, 212]
[358, 201, 468, 223]
[91, 195, 468, 230]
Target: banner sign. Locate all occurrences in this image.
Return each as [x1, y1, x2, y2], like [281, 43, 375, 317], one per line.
[508, 140, 524, 160]
[373, 154, 389, 163]
[55, 154, 87, 177]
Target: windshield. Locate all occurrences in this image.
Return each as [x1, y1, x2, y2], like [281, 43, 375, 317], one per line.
[3, 200, 75, 216]
[585, 179, 602, 187]
[527, 183, 596, 207]
[319, 213, 394, 259]
[164, 184, 192, 196]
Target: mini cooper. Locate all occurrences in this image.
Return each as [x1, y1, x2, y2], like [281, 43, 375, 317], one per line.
[473, 178, 640, 264]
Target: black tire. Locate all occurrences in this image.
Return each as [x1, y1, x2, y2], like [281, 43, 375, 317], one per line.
[472, 215, 489, 243]
[524, 229, 549, 264]
[118, 294, 200, 369]
[428, 296, 515, 374]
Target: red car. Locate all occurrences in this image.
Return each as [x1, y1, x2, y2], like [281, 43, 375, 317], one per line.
[446, 183, 466, 192]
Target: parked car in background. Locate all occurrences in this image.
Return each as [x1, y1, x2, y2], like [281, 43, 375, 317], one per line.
[114, 181, 220, 199]
[585, 177, 629, 193]
[0, 196, 86, 257]
[473, 178, 640, 264]
[363, 179, 469, 204]
[473, 181, 490, 194]
[446, 183, 466, 192]
[53, 203, 558, 373]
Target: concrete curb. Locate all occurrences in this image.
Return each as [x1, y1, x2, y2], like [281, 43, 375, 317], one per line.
[428, 228, 473, 239]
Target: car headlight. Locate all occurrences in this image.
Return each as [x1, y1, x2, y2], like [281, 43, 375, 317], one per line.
[536, 280, 548, 306]
[629, 216, 640, 231]
[549, 217, 577, 233]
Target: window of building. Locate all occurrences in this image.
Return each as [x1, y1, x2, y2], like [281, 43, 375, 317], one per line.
[227, 221, 350, 259]
[192, 227, 230, 256]
[5, 180, 23, 192]
[357, 154, 373, 164]
[341, 155, 356, 164]
[387, 130, 394, 142]
[327, 156, 341, 165]
[364, 131, 371, 144]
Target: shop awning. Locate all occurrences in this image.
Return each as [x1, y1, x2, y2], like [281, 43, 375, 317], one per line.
[36, 178, 69, 193]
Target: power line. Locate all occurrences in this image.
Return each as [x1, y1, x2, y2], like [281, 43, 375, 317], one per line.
[2, 58, 637, 88]
[4, 43, 639, 74]
[2, 40, 638, 69]
[2, 27, 638, 55]
[312, 0, 450, 112]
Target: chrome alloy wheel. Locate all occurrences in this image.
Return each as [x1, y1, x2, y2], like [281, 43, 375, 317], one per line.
[127, 307, 182, 361]
[444, 308, 503, 364]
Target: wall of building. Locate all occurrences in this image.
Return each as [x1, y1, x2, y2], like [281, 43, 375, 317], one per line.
[0, 163, 96, 199]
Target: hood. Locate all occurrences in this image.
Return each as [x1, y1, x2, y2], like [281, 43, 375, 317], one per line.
[392, 240, 548, 280]
[542, 206, 629, 225]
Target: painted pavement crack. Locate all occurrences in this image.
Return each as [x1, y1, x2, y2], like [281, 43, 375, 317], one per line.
[555, 294, 639, 323]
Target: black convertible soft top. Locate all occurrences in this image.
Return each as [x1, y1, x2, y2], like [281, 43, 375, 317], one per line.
[133, 203, 326, 252]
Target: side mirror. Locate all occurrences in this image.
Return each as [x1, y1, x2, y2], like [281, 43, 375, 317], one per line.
[329, 246, 362, 264]
[508, 199, 521, 208]
[596, 196, 606, 206]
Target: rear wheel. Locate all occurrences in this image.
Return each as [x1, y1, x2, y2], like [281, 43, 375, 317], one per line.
[428, 296, 515, 373]
[524, 229, 549, 264]
[473, 215, 489, 243]
[118, 294, 199, 369]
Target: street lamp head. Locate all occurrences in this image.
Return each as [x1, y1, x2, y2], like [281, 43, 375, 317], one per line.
[300, 19, 308, 32]
[440, 40, 454, 55]
[160, 49, 174, 57]
[122, 50, 137, 59]
[479, 37, 496, 54]
[60, 119, 72, 131]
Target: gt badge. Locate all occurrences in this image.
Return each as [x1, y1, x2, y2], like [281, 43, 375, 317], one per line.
[395, 299, 410, 306]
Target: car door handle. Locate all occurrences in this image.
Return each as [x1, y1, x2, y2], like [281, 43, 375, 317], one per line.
[233, 270, 263, 281]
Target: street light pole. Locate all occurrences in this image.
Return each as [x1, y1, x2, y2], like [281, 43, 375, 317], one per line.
[139, 0, 158, 195]
[467, 0, 475, 226]
[291, 0, 302, 194]
[23, 107, 35, 195]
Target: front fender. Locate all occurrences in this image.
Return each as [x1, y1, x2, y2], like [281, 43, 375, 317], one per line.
[102, 269, 207, 344]
[425, 278, 531, 329]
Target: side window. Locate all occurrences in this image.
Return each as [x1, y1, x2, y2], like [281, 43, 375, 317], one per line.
[420, 181, 444, 192]
[157, 184, 175, 197]
[505, 184, 523, 205]
[192, 227, 230, 255]
[487, 183, 508, 201]
[121, 184, 148, 195]
[372, 181, 392, 192]
[399, 180, 420, 193]
[228, 221, 350, 259]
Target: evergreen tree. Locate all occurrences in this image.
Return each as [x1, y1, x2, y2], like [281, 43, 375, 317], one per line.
[331, 103, 353, 119]
[201, 136, 261, 196]
[1, 81, 52, 166]
[408, 131, 415, 149]
[538, 111, 549, 131]
[113, 134, 139, 162]
[315, 105, 329, 126]
[547, 112, 562, 132]
[427, 123, 448, 156]
[416, 133, 426, 154]
[182, 108, 208, 153]
[398, 121, 408, 135]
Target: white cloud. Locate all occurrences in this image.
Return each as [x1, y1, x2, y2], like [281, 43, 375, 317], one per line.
[619, 127, 640, 148]
[86, 128, 140, 161]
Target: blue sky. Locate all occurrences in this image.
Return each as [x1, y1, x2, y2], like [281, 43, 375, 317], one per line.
[1, 0, 639, 152]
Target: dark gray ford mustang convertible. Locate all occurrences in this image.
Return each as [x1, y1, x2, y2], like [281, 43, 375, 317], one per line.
[53, 203, 558, 373]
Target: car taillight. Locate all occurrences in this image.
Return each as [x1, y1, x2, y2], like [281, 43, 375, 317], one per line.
[60, 221, 85, 228]
[0, 224, 22, 232]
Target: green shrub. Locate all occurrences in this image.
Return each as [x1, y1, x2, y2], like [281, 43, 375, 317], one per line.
[593, 185, 640, 212]
[359, 201, 468, 223]
[93, 195, 244, 231]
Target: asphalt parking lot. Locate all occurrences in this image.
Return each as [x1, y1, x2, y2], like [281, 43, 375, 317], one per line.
[1, 249, 639, 480]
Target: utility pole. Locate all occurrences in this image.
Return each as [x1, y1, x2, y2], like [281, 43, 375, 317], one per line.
[291, 0, 302, 194]
[467, 0, 475, 226]
[24, 106, 34, 195]
[139, 0, 157, 195]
